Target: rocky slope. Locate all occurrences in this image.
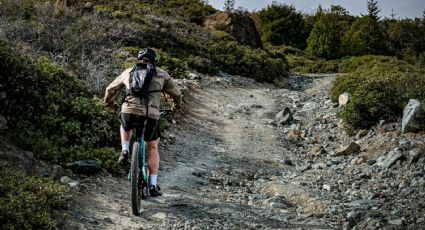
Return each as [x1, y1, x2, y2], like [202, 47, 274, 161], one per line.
[60, 73, 424, 229]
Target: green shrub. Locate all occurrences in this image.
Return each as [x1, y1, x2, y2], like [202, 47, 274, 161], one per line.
[0, 164, 70, 229]
[338, 55, 404, 73]
[258, 3, 309, 49]
[286, 54, 339, 74]
[187, 55, 216, 74]
[0, 39, 120, 172]
[341, 16, 386, 56]
[157, 51, 190, 79]
[331, 55, 425, 134]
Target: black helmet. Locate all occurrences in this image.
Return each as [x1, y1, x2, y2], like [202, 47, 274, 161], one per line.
[137, 48, 158, 63]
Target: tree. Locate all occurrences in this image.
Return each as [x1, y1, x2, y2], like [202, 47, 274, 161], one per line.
[258, 3, 308, 49]
[305, 5, 354, 60]
[341, 16, 386, 56]
[224, 0, 235, 13]
[367, 0, 380, 21]
[305, 13, 343, 60]
[390, 9, 396, 20]
[330, 5, 349, 16]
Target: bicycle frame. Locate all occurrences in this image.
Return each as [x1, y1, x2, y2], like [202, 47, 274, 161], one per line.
[128, 137, 148, 183]
[140, 138, 148, 183]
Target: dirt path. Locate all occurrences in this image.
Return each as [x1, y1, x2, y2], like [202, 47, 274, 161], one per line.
[65, 73, 394, 229]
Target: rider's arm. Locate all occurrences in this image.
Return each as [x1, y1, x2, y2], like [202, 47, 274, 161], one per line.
[104, 72, 125, 105]
[163, 72, 182, 107]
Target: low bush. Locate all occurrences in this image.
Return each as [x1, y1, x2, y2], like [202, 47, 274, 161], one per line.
[338, 55, 406, 73]
[330, 56, 425, 134]
[0, 39, 121, 173]
[0, 163, 70, 229]
[286, 54, 339, 74]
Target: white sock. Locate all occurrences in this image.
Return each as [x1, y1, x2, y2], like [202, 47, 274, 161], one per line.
[150, 174, 157, 186]
[122, 141, 130, 152]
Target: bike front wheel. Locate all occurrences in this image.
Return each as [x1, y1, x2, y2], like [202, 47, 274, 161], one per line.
[130, 142, 141, 216]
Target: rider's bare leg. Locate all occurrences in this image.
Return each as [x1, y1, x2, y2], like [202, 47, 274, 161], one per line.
[120, 125, 132, 151]
[147, 138, 160, 185]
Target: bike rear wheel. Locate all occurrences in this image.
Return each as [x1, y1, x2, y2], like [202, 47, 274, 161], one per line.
[130, 142, 141, 216]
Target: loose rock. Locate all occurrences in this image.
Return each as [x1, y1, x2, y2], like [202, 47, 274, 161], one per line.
[275, 107, 293, 125]
[60, 176, 72, 184]
[338, 92, 352, 106]
[379, 149, 405, 169]
[336, 142, 361, 156]
[65, 160, 101, 175]
[402, 99, 425, 133]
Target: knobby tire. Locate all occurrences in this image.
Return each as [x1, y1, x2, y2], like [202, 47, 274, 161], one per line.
[131, 142, 141, 216]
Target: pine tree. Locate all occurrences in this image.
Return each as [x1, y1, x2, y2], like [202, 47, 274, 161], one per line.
[224, 0, 235, 13]
[341, 16, 386, 56]
[390, 9, 396, 20]
[306, 13, 343, 60]
[367, 0, 381, 21]
[258, 3, 307, 48]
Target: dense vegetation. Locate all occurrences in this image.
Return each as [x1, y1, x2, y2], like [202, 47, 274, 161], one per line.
[0, 0, 289, 96]
[331, 56, 425, 134]
[0, 39, 121, 173]
[257, 1, 425, 133]
[0, 163, 70, 229]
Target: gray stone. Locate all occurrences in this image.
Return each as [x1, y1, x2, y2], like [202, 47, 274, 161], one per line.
[103, 217, 114, 224]
[187, 72, 201, 80]
[275, 107, 293, 125]
[338, 92, 352, 106]
[336, 142, 361, 156]
[262, 195, 292, 209]
[409, 149, 423, 165]
[83, 2, 93, 10]
[355, 130, 368, 140]
[347, 211, 361, 225]
[379, 149, 405, 169]
[68, 181, 80, 188]
[65, 160, 101, 175]
[322, 184, 331, 191]
[388, 219, 403, 225]
[312, 163, 327, 170]
[296, 164, 311, 172]
[60, 176, 72, 184]
[283, 158, 294, 166]
[402, 99, 425, 133]
[301, 101, 319, 111]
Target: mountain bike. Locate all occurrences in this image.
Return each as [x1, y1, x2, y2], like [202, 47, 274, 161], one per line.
[129, 122, 149, 216]
[128, 109, 173, 216]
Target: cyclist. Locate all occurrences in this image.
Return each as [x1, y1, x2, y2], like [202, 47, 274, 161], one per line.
[104, 48, 182, 197]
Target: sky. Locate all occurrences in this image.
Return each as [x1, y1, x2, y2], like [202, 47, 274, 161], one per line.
[208, 0, 425, 19]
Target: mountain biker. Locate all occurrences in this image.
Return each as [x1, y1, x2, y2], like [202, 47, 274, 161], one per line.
[104, 48, 182, 197]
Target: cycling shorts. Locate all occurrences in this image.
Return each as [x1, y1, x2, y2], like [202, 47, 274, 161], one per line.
[120, 113, 161, 141]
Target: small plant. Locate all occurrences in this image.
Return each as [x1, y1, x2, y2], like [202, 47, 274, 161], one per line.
[0, 163, 70, 229]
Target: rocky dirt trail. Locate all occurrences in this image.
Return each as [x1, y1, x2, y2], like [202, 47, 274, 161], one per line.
[64, 73, 425, 229]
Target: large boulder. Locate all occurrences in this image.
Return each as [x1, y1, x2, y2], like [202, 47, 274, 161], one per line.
[336, 142, 361, 156]
[275, 107, 293, 125]
[65, 160, 101, 175]
[203, 11, 262, 48]
[402, 99, 425, 133]
[376, 148, 405, 169]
